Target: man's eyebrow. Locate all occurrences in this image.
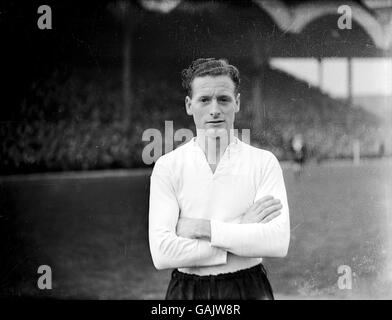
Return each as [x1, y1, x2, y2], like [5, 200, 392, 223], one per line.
[217, 94, 233, 98]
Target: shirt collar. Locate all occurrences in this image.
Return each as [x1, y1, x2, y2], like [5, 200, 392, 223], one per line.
[191, 135, 241, 156]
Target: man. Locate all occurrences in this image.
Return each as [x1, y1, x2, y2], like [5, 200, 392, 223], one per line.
[290, 133, 308, 178]
[149, 58, 290, 300]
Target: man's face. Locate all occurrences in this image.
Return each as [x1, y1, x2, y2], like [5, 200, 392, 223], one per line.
[185, 75, 240, 138]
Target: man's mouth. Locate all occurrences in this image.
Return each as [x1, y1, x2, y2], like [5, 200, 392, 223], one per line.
[206, 120, 225, 124]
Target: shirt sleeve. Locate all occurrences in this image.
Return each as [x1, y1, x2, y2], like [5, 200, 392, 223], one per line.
[209, 152, 290, 258]
[149, 158, 227, 270]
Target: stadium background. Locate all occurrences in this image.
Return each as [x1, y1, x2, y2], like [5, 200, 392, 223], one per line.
[1, 0, 391, 299]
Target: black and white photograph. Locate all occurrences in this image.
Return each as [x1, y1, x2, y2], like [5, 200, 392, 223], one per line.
[1, 0, 391, 302]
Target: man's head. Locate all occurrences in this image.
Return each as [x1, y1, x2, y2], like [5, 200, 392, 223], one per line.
[182, 58, 241, 138]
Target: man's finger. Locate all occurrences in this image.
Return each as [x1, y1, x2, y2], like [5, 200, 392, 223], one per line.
[257, 203, 283, 220]
[260, 211, 281, 224]
[256, 199, 281, 212]
[249, 196, 276, 212]
[254, 195, 274, 205]
[248, 199, 279, 218]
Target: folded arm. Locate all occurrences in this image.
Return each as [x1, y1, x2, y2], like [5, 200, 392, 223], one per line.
[210, 153, 290, 258]
[148, 159, 227, 270]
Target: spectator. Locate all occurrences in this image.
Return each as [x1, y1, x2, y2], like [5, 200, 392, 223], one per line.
[290, 133, 308, 178]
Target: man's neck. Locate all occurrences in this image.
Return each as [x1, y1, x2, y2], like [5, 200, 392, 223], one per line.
[196, 130, 235, 165]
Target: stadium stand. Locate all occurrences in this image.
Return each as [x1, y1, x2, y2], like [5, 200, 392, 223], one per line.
[0, 64, 389, 174]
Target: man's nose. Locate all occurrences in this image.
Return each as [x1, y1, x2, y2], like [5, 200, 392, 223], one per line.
[209, 99, 221, 117]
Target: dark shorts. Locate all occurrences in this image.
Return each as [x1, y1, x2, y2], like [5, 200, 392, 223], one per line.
[165, 264, 274, 300]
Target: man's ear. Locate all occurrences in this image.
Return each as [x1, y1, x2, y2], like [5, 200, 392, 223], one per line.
[185, 96, 193, 116]
[235, 93, 240, 113]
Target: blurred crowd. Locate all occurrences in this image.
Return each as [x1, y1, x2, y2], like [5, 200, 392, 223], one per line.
[0, 66, 390, 175]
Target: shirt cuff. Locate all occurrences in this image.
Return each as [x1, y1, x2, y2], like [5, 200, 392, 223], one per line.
[207, 245, 228, 266]
[210, 219, 230, 249]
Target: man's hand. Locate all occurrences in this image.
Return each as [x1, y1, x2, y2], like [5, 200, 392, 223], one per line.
[240, 195, 282, 224]
[176, 217, 211, 240]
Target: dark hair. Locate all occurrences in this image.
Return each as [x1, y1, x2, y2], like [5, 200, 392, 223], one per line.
[181, 58, 240, 97]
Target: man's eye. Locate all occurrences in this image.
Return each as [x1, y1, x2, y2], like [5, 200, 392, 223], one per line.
[219, 97, 230, 103]
[200, 98, 209, 103]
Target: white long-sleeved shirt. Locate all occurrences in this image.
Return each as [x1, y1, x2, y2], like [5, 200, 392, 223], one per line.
[149, 136, 290, 276]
